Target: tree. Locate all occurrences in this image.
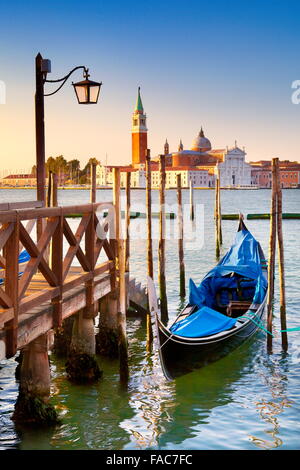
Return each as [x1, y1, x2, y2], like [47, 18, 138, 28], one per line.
[67, 159, 81, 183]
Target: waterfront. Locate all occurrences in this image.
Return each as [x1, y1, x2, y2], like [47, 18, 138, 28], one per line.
[0, 188, 300, 450]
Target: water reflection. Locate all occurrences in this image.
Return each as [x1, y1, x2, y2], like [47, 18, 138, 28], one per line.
[121, 318, 176, 449]
[249, 352, 292, 449]
[155, 336, 264, 448]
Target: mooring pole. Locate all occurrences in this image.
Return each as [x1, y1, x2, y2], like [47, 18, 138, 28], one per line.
[90, 162, 97, 203]
[215, 175, 220, 259]
[267, 158, 278, 352]
[52, 173, 58, 207]
[125, 171, 131, 312]
[145, 149, 154, 351]
[217, 168, 223, 245]
[276, 158, 288, 351]
[158, 154, 168, 323]
[146, 149, 153, 279]
[46, 170, 52, 208]
[177, 174, 186, 297]
[189, 178, 194, 220]
[125, 172, 131, 275]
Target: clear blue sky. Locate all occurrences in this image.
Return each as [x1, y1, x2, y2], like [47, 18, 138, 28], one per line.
[0, 0, 300, 171]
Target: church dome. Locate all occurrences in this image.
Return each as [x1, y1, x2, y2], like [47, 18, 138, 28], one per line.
[191, 127, 211, 152]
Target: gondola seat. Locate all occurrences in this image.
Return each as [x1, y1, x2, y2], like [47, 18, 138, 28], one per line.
[170, 306, 237, 338]
[226, 300, 252, 317]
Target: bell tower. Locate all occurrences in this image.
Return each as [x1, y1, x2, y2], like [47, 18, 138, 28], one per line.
[164, 138, 169, 155]
[132, 87, 148, 167]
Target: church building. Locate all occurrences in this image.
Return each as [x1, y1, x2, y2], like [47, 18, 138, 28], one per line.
[96, 87, 253, 188]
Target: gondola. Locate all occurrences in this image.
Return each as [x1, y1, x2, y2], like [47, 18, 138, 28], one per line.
[149, 217, 268, 381]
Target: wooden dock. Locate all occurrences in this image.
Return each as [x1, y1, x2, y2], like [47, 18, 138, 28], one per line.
[0, 201, 117, 360]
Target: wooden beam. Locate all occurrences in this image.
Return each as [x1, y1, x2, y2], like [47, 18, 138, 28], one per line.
[177, 174, 185, 297]
[0, 223, 14, 251]
[4, 218, 19, 357]
[51, 212, 63, 328]
[0, 201, 44, 212]
[62, 215, 91, 279]
[125, 172, 131, 273]
[267, 158, 278, 352]
[18, 218, 59, 298]
[146, 149, 153, 279]
[276, 158, 288, 351]
[158, 154, 168, 322]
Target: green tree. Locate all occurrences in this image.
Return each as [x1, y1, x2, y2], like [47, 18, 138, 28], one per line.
[67, 159, 81, 183]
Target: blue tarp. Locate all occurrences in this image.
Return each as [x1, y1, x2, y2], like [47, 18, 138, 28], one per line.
[18, 250, 30, 263]
[188, 229, 267, 310]
[170, 306, 237, 338]
[171, 228, 268, 338]
[0, 250, 30, 285]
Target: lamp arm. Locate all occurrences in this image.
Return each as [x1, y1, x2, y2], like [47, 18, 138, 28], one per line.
[44, 65, 88, 97]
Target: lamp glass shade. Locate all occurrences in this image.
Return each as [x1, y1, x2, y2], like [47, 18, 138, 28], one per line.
[72, 79, 102, 104]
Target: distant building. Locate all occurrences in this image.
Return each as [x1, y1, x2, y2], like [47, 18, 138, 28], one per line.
[96, 164, 146, 188]
[216, 145, 252, 188]
[251, 160, 300, 188]
[0, 174, 37, 187]
[151, 167, 211, 189]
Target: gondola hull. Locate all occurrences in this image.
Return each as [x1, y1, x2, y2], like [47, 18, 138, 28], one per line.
[156, 294, 267, 381]
[149, 218, 268, 381]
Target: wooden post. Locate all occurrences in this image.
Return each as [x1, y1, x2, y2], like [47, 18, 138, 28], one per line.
[51, 210, 63, 328]
[146, 150, 153, 279]
[35, 53, 46, 206]
[66, 308, 102, 383]
[4, 216, 19, 358]
[118, 237, 129, 387]
[217, 169, 223, 245]
[276, 159, 288, 351]
[267, 158, 278, 351]
[90, 162, 97, 203]
[125, 172, 131, 274]
[96, 169, 120, 357]
[145, 149, 153, 351]
[113, 168, 129, 384]
[35, 53, 46, 242]
[12, 332, 58, 425]
[189, 178, 194, 220]
[113, 168, 121, 265]
[51, 173, 58, 207]
[177, 174, 185, 297]
[46, 171, 52, 208]
[215, 176, 220, 259]
[158, 154, 168, 323]
[48, 172, 58, 263]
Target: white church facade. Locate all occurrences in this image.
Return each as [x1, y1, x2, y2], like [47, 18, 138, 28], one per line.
[215, 145, 252, 188]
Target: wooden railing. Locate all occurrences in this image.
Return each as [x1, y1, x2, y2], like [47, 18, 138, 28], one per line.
[0, 202, 117, 357]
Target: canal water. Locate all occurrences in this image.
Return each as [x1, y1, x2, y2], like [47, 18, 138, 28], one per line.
[0, 188, 300, 450]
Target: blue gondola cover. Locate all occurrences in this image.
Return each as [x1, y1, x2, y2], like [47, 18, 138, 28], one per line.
[170, 306, 237, 338]
[189, 229, 267, 310]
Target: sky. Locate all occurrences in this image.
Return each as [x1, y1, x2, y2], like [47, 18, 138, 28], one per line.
[0, 0, 300, 173]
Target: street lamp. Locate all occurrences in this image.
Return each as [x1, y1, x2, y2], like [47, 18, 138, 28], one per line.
[35, 52, 102, 205]
[72, 69, 101, 104]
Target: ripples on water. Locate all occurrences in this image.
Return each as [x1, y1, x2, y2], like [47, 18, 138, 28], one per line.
[0, 188, 300, 450]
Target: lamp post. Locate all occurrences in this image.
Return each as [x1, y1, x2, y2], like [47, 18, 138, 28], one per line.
[35, 52, 102, 204]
